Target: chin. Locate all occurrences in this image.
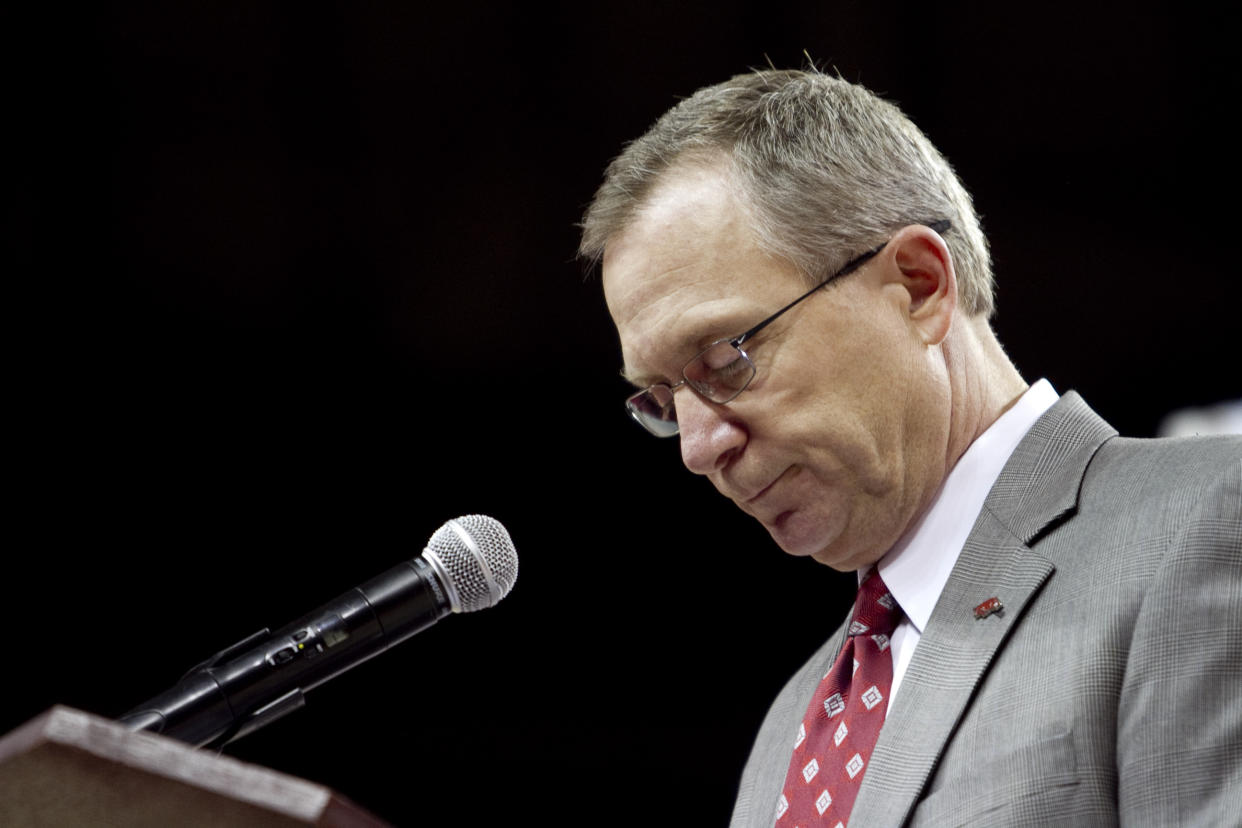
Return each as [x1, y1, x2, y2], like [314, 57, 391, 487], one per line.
[765, 507, 847, 565]
[809, 545, 866, 572]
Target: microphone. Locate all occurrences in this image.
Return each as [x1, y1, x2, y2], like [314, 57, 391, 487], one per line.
[118, 515, 518, 748]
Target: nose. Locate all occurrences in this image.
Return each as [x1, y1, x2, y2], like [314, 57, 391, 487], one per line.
[677, 391, 747, 474]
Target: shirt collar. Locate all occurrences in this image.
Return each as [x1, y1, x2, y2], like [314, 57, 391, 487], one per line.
[872, 379, 1059, 632]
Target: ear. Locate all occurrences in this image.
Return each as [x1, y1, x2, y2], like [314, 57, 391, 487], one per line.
[888, 224, 957, 346]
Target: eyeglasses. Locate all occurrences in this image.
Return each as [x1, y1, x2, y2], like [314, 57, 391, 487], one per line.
[624, 220, 952, 437]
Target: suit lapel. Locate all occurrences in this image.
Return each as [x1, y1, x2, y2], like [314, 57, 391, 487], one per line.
[848, 393, 1116, 826]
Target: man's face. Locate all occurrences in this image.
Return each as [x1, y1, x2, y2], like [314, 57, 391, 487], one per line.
[602, 164, 951, 571]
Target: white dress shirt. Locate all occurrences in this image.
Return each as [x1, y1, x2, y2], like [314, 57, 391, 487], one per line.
[874, 379, 1059, 707]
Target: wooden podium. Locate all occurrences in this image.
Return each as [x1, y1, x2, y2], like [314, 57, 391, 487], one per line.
[0, 706, 392, 827]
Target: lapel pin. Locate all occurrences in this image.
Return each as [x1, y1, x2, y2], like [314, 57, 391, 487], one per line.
[973, 596, 1003, 620]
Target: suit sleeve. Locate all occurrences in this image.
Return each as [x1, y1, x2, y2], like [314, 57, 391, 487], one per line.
[1116, 455, 1242, 825]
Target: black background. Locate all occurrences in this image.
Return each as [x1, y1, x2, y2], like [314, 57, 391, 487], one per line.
[8, 3, 1238, 825]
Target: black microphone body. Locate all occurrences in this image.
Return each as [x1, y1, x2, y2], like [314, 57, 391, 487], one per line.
[120, 555, 451, 748]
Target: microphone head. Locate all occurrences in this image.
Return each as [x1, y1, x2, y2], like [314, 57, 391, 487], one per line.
[423, 515, 519, 613]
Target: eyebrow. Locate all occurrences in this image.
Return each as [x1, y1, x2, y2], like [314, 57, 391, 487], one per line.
[616, 300, 766, 390]
[618, 366, 656, 390]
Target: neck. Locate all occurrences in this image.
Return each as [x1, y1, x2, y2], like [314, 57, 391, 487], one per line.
[943, 315, 1029, 471]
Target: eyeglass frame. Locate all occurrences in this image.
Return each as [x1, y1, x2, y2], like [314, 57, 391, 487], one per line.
[623, 219, 952, 437]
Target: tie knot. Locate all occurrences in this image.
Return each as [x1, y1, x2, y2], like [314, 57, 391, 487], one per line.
[847, 572, 902, 637]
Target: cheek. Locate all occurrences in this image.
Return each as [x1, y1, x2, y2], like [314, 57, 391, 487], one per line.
[781, 302, 913, 402]
[766, 364, 910, 496]
[746, 304, 915, 460]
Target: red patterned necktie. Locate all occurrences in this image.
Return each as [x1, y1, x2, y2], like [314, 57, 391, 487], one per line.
[775, 572, 903, 826]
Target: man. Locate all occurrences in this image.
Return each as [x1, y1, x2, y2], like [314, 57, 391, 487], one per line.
[580, 69, 1241, 826]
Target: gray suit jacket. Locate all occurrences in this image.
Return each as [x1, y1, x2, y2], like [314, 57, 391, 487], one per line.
[730, 393, 1242, 827]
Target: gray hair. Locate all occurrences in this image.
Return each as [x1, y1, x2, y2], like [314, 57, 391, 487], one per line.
[579, 68, 994, 317]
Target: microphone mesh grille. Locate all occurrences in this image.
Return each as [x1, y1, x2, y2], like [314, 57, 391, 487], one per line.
[426, 515, 519, 612]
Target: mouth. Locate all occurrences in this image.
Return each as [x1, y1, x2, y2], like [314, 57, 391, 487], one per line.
[743, 480, 776, 506]
[735, 466, 792, 509]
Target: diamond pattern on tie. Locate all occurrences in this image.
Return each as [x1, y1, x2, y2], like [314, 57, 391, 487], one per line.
[860, 686, 883, 710]
[774, 572, 903, 825]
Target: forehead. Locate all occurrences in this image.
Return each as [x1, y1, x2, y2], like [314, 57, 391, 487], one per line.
[601, 165, 804, 382]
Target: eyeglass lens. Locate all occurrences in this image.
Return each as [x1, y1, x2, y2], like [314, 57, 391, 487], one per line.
[684, 340, 755, 400]
[626, 385, 679, 436]
[626, 340, 756, 436]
